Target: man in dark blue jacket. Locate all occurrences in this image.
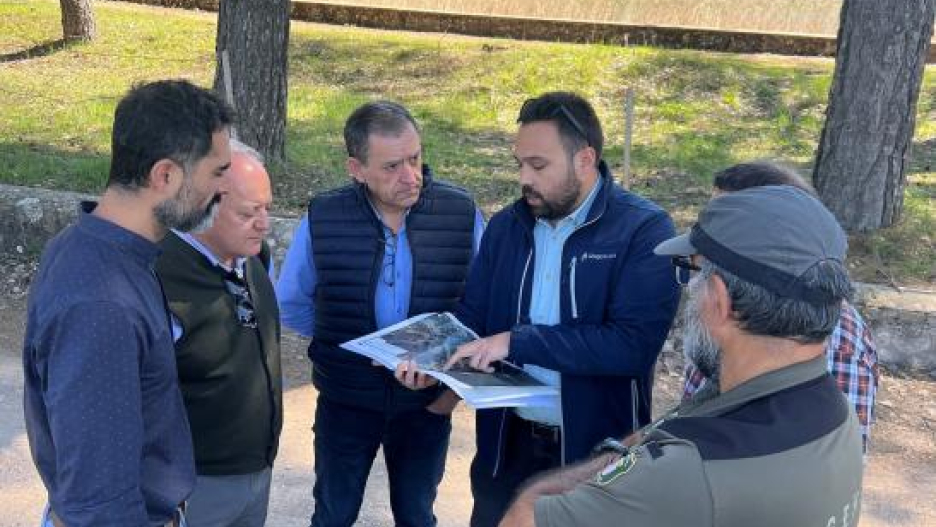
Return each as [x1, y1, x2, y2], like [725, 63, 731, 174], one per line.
[443, 92, 681, 527]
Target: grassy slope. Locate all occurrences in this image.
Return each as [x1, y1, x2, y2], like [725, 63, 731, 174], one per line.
[0, 0, 933, 284]
[320, 0, 846, 36]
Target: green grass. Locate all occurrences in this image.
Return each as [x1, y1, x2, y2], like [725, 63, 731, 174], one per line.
[0, 0, 934, 284]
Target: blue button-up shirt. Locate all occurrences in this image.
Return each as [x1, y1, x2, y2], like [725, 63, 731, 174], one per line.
[22, 208, 195, 526]
[516, 176, 603, 425]
[277, 208, 485, 337]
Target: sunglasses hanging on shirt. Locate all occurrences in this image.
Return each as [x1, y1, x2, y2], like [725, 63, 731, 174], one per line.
[222, 270, 258, 329]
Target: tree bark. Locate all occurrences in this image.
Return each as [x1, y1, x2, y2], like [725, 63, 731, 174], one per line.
[813, 0, 935, 232]
[214, 0, 291, 164]
[59, 0, 96, 42]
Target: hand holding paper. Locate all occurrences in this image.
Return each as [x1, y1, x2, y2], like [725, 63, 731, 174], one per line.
[340, 312, 557, 409]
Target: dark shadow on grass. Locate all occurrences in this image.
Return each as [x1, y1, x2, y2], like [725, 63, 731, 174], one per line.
[0, 39, 73, 63]
[289, 36, 483, 99]
[0, 141, 106, 194]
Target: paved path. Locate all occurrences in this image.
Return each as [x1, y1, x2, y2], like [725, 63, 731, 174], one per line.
[1, 294, 933, 526]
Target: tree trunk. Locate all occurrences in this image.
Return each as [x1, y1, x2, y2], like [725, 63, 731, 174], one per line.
[214, 0, 291, 164]
[59, 0, 96, 42]
[813, 0, 935, 232]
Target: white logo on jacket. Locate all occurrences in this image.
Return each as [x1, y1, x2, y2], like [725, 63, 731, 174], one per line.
[580, 252, 616, 261]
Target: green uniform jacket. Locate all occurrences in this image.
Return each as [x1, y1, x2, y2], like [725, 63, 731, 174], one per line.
[535, 356, 863, 527]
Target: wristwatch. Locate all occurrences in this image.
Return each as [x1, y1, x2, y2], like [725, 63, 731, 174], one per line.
[591, 437, 630, 456]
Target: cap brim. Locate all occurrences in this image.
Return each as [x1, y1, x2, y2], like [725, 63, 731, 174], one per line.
[653, 231, 696, 257]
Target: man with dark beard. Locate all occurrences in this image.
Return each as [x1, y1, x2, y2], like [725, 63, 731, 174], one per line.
[439, 92, 681, 527]
[499, 185, 863, 527]
[23, 80, 233, 527]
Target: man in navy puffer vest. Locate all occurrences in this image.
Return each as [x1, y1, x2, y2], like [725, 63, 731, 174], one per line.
[277, 101, 485, 527]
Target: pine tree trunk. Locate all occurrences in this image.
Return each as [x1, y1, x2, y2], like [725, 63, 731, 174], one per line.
[813, 0, 935, 232]
[214, 0, 291, 164]
[59, 0, 96, 42]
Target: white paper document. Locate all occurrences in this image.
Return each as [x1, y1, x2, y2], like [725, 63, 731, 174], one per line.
[340, 312, 559, 409]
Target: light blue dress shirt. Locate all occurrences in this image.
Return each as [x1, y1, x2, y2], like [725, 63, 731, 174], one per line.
[276, 207, 485, 337]
[515, 176, 603, 426]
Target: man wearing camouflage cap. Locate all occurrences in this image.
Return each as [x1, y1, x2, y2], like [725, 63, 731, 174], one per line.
[499, 183, 864, 527]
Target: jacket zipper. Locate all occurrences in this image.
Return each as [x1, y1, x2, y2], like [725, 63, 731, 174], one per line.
[495, 197, 606, 474]
[569, 256, 578, 320]
[493, 247, 534, 477]
[515, 249, 533, 325]
[630, 379, 640, 432]
[559, 394, 567, 466]
[558, 201, 604, 463]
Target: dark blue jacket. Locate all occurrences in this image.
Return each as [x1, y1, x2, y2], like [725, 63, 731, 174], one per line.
[456, 163, 681, 472]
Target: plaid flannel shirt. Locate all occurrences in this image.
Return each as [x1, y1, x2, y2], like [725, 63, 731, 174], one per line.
[682, 301, 879, 452]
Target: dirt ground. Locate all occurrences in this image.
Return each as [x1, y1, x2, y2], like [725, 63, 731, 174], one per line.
[0, 255, 933, 526]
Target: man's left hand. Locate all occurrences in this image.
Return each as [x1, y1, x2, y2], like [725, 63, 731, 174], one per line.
[395, 360, 439, 390]
[443, 331, 510, 372]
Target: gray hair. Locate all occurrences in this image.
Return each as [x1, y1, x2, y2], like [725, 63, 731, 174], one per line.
[699, 258, 852, 343]
[343, 101, 419, 164]
[230, 138, 265, 165]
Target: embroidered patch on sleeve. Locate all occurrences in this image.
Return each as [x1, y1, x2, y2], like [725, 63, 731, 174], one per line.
[595, 451, 637, 486]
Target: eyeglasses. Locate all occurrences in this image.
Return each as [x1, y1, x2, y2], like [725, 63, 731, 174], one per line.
[671, 256, 701, 287]
[382, 233, 397, 287]
[223, 273, 258, 328]
[519, 99, 590, 146]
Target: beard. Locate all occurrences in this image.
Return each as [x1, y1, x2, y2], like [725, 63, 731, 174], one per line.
[683, 274, 722, 394]
[185, 196, 220, 234]
[154, 179, 221, 233]
[522, 167, 582, 220]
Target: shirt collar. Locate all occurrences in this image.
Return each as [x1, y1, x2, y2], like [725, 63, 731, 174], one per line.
[172, 229, 246, 277]
[363, 192, 411, 236]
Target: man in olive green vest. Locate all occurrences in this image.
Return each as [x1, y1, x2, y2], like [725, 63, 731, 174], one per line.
[155, 139, 282, 527]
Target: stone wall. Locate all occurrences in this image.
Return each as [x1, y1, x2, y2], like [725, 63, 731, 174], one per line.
[119, 0, 936, 63]
[0, 185, 95, 255]
[0, 184, 298, 269]
[2, 183, 932, 370]
[856, 284, 936, 370]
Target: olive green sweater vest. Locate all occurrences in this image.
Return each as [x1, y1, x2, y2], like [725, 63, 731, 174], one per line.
[156, 232, 283, 475]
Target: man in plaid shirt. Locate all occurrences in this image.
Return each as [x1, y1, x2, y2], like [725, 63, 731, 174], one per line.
[681, 162, 879, 452]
